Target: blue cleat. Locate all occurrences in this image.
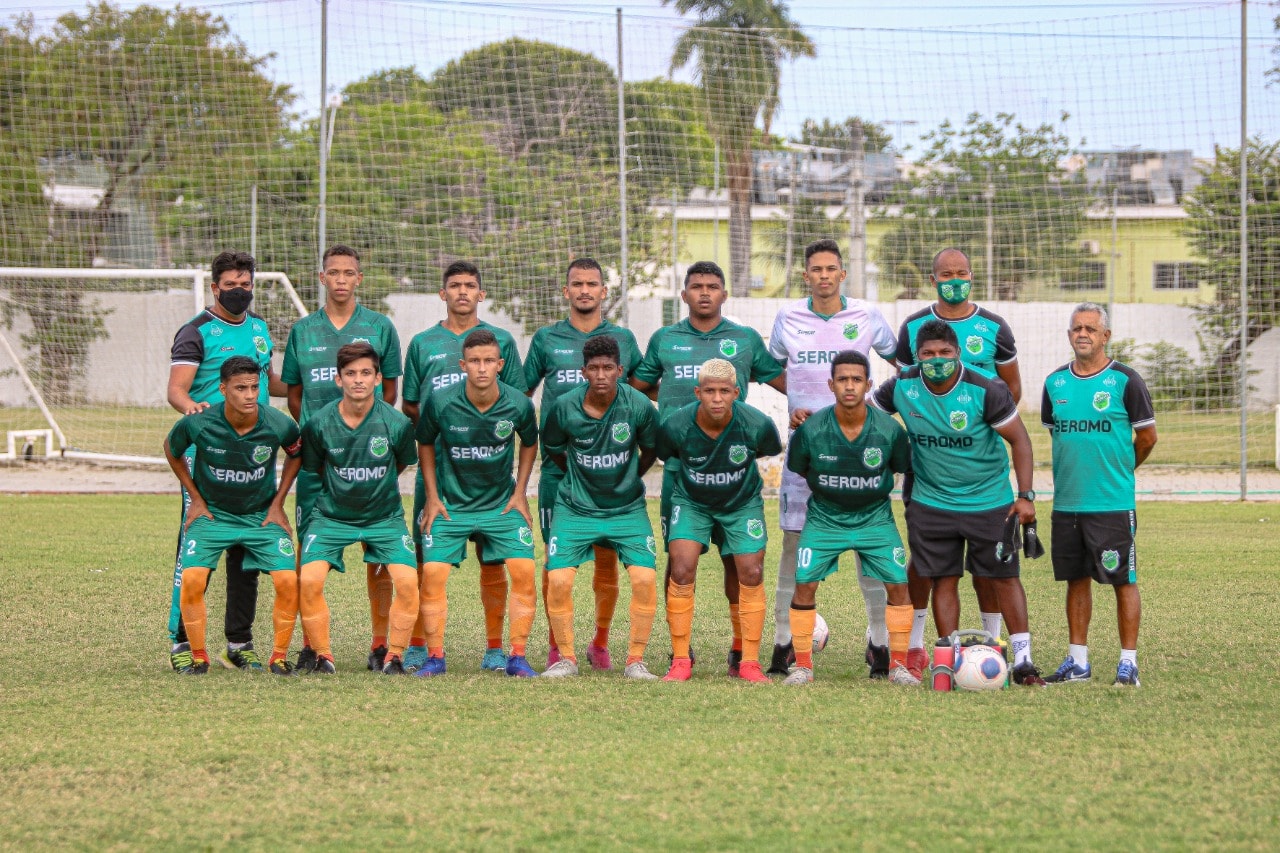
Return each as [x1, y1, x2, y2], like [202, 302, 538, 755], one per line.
[413, 655, 447, 677]
[481, 648, 509, 671]
[1114, 660, 1141, 687]
[402, 645, 428, 673]
[1045, 656, 1092, 684]
[505, 655, 538, 678]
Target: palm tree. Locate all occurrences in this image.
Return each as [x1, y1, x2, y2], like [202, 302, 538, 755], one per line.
[665, 0, 815, 296]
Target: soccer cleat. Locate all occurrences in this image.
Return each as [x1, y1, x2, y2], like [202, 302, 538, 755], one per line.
[586, 644, 613, 671]
[782, 666, 814, 686]
[505, 655, 538, 678]
[666, 645, 698, 668]
[294, 646, 318, 673]
[412, 655, 447, 678]
[312, 655, 336, 675]
[889, 662, 922, 686]
[866, 641, 890, 680]
[767, 642, 795, 676]
[402, 645, 428, 673]
[541, 659, 580, 678]
[220, 643, 264, 672]
[268, 658, 297, 676]
[367, 645, 388, 672]
[726, 648, 743, 677]
[381, 656, 407, 676]
[906, 647, 929, 682]
[663, 657, 693, 682]
[1011, 661, 1047, 686]
[178, 659, 210, 675]
[1114, 660, 1141, 687]
[547, 645, 562, 669]
[170, 642, 193, 673]
[623, 661, 659, 680]
[1045, 656, 1093, 684]
[481, 648, 509, 671]
[736, 661, 770, 684]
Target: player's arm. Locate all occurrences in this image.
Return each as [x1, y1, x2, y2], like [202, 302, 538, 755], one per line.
[381, 378, 398, 405]
[286, 384, 303, 420]
[417, 442, 448, 530]
[785, 425, 810, 478]
[266, 364, 288, 399]
[629, 331, 662, 397]
[993, 318, 1020, 403]
[504, 441, 537, 527]
[163, 435, 212, 529]
[765, 373, 787, 395]
[540, 400, 570, 472]
[637, 444, 658, 477]
[166, 364, 207, 415]
[267, 426, 304, 533]
[401, 337, 422, 423]
[402, 400, 420, 424]
[1134, 426, 1157, 466]
[1124, 370, 1158, 469]
[996, 361, 1022, 406]
[994, 414, 1035, 524]
[635, 404, 659, 476]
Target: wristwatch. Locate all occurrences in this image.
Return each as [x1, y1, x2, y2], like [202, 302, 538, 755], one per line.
[1017, 490, 1036, 501]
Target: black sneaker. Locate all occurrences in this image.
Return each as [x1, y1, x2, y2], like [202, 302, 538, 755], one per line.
[269, 658, 297, 676]
[767, 642, 795, 676]
[726, 648, 743, 677]
[367, 645, 388, 671]
[865, 641, 890, 680]
[220, 643, 264, 672]
[178, 658, 209, 675]
[169, 642, 193, 672]
[381, 655, 406, 676]
[295, 646, 318, 673]
[1012, 661, 1047, 686]
[313, 655, 336, 675]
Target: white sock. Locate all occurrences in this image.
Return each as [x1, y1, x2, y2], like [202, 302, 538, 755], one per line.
[857, 558, 888, 647]
[1068, 643, 1089, 667]
[1119, 648, 1137, 666]
[773, 531, 800, 646]
[909, 609, 928, 649]
[228, 641, 249, 651]
[980, 611, 1003, 640]
[1010, 632, 1031, 666]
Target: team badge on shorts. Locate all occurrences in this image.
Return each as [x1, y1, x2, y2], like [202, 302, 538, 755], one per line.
[278, 537, 296, 557]
[421, 533, 433, 548]
[518, 526, 534, 546]
[949, 410, 968, 431]
[253, 336, 269, 355]
[401, 534, 414, 552]
[728, 444, 749, 465]
[612, 423, 631, 444]
[1093, 391, 1111, 412]
[893, 546, 907, 567]
[252, 445, 272, 464]
[369, 436, 389, 457]
[995, 541, 1005, 560]
[862, 447, 883, 469]
[1101, 549, 1120, 572]
[746, 519, 764, 539]
[495, 419, 514, 440]
[965, 335, 983, 355]
[843, 323, 859, 341]
[646, 535, 657, 555]
[719, 339, 738, 358]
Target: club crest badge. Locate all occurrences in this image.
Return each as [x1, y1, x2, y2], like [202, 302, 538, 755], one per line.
[252, 445, 272, 464]
[893, 546, 907, 567]
[862, 447, 883, 468]
[1093, 391, 1111, 412]
[278, 538, 295, 557]
[949, 410, 968, 431]
[746, 519, 765, 539]
[253, 336, 269, 355]
[611, 423, 631, 444]
[965, 335, 983, 355]
[728, 445, 749, 465]
[369, 436, 389, 457]
[718, 339, 738, 358]
[1101, 549, 1120, 572]
[495, 419, 514, 440]
[518, 527, 534, 547]
[401, 534, 414, 552]
[646, 535, 657, 555]
[843, 323, 859, 341]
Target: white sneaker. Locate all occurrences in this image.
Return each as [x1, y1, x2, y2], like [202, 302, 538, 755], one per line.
[541, 658, 579, 678]
[623, 661, 658, 680]
[783, 666, 813, 685]
[889, 662, 921, 686]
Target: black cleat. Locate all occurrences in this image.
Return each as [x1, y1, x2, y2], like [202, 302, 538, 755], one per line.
[381, 655, 406, 675]
[767, 642, 796, 676]
[1012, 661, 1047, 686]
[726, 648, 743, 677]
[295, 646, 318, 673]
[866, 641, 890, 680]
[367, 645, 388, 672]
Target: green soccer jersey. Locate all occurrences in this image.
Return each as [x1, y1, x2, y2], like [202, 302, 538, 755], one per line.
[541, 384, 658, 517]
[300, 398, 417, 522]
[402, 321, 525, 407]
[655, 400, 781, 512]
[786, 405, 910, 518]
[170, 309, 274, 406]
[1041, 359, 1155, 513]
[166, 405, 301, 515]
[281, 305, 403, 423]
[873, 366, 1019, 512]
[895, 305, 1016, 376]
[524, 319, 642, 426]
[416, 381, 538, 512]
[633, 318, 783, 418]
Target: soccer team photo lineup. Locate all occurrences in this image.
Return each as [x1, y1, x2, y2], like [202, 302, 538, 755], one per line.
[161, 241, 1152, 690]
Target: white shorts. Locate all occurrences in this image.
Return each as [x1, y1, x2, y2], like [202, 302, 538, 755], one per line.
[779, 468, 811, 532]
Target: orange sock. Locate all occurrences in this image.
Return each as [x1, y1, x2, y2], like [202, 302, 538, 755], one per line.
[507, 558, 536, 657]
[546, 568, 577, 661]
[366, 563, 393, 645]
[666, 579, 695, 660]
[542, 569, 554, 647]
[592, 548, 620, 647]
[886, 603, 913, 668]
[738, 583, 766, 663]
[421, 562, 451, 656]
[299, 564, 331, 658]
[270, 570, 298, 660]
[728, 602, 742, 652]
[386, 564, 419, 658]
[790, 605, 816, 670]
[179, 567, 210, 662]
[409, 565, 427, 644]
[626, 566, 657, 663]
[479, 562, 508, 649]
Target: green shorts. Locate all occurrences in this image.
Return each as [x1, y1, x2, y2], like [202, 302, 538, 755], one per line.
[667, 494, 768, 557]
[796, 502, 907, 585]
[181, 510, 296, 574]
[301, 512, 416, 572]
[659, 461, 678, 545]
[537, 461, 565, 543]
[422, 508, 536, 566]
[295, 468, 321, 536]
[545, 500, 657, 571]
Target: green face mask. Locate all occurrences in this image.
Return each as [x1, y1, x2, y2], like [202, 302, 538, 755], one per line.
[920, 356, 960, 383]
[935, 278, 971, 305]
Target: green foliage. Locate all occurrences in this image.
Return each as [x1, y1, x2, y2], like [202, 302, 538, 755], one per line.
[625, 77, 717, 194]
[753, 199, 843, 296]
[794, 116, 892, 153]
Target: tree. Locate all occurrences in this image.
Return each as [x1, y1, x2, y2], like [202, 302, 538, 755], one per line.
[874, 112, 1089, 300]
[625, 78, 718, 195]
[795, 117, 892, 153]
[665, 0, 815, 296]
[753, 200, 842, 296]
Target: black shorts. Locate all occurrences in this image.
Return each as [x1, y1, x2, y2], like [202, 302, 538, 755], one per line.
[905, 501, 1020, 579]
[1051, 510, 1137, 586]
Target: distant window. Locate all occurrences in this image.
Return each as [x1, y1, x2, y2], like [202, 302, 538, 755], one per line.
[1060, 261, 1107, 290]
[1153, 262, 1204, 290]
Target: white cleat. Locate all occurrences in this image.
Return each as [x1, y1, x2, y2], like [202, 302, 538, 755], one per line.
[782, 666, 814, 685]
[541, 659, 580, 678]
[623, 661, 659, 680]
[889, 662, 921, 686]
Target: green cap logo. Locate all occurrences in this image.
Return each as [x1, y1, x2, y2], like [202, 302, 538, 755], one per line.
[369, 436, 389, 457]
[253, 335, 269, 355]
[278, 537, 295, 557]
[965, 335, 983, 355]
[1101, 549, 1120, 572]
[495, 419, 514, 440]
[518, 526, 534, 547]
[718, 339, 738, 358]
[949, 410, 968, 431]
[728, 444, 749, 465]
[611, 423, 631, 444]
[252, 445, 271, 465]
[646, 535, 657, 555]
[893, 546, 907, 567]
[746, 519, 765, 539]
[862, 447, 883, 468]
[843, 323, 860, 341]
[1093, 391, 1111, 412]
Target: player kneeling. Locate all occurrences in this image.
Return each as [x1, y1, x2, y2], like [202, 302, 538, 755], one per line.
[164, 356, 303, 675]
[784, 351, 917, 686]
[297, 343, 420, 674]
[656, 359, 782, 682]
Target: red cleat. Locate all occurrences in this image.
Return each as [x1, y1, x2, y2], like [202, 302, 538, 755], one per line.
[736, 660, 769, 683]
[906, 647, 929, 681]
[586, 643, 613, 671]
[663, 657, 693, 682]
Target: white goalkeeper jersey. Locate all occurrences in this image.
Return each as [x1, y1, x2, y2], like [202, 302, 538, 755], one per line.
[768, 297, 897, 414]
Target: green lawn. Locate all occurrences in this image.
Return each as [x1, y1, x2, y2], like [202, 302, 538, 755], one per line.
[1, 495, 1278, 848]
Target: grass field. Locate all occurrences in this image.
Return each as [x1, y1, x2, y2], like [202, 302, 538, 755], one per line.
[1, 495, 1278, 849]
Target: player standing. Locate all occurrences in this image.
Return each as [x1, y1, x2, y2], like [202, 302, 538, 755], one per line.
[164, 357, 303, 675]
[782, 351, 917, 686]
[871, 320, 1046, 686]
[656, 359, 782, 683]
[416, 330, 540, 677]
[630, 260, 785, 675]
[768, 239, 899, 679]
[281, 244, 403, 673]
[297, 343, 419, 675]
[540, 336, 661, 679]
[1041, 303, 1156, 687]
[165, 250, 287, 672]
[524, 257, 643, 671]
[401, 261, 526, 672]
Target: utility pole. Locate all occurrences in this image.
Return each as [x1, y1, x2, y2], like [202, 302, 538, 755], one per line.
[616, 8, 628, 327]
[846, 119, 866, 299]
[316, 0, 328, 309]
[984, 162, 995, 301]
[783, 151, 798, 297]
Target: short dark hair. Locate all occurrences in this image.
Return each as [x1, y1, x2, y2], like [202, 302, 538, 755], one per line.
[211, 251, 254, 285]
[463, 328, 499, 352]
[582, 334, 620, 366]
[443, 260, 481, 288]
[336, 341, 381, 374]
[684, 261, 725, 288]
[915, 319, 959, 355]
[931, 247, 970, 275]
[566, 257, 604, 282]
[804, 239, 843, 265]
[830, 349, 869, 378]
[322, 244, 360, 268]
[220, 355, 260, 382]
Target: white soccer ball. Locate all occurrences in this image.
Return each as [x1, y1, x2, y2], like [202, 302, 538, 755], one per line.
[952, 645, 1008, 691]
[811, 613, 829, 653]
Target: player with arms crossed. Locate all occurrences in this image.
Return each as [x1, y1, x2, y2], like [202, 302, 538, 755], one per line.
[1041, 303, 1156, 687]
[165, 357, 303, 675]
[894, 247, 1022, 678]
[783, 351, 917, 686]
[297, 342, 419, 675]
[541, 336, 661, 679]
[871, 320, 1047, 686]
[770, 238, 899, 679]
[630, 260, 785, 675]
[416, 329, 540, 678]
[166, 250, 287, 672]
[281, 244, 403, 673]
[524, 257, 642, 671]
[656, 359, 782, 683]
[401, 261, 525, 672]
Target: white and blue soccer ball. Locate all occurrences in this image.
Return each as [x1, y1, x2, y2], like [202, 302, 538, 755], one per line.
[812, 613, 829, 653]
[952, 645, 1007, 691]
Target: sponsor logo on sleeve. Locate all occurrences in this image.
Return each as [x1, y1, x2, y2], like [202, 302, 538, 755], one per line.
[369, 436, 389, 457]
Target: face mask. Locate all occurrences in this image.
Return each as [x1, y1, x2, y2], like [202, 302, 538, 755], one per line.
[217, 286, 253, 315]
[920, 356, 959, 383]
[935, 278, 971, 305]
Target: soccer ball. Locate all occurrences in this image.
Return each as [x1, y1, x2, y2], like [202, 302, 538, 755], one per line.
[811, 613, 829, 652]
[952, 645, 1007, 691]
